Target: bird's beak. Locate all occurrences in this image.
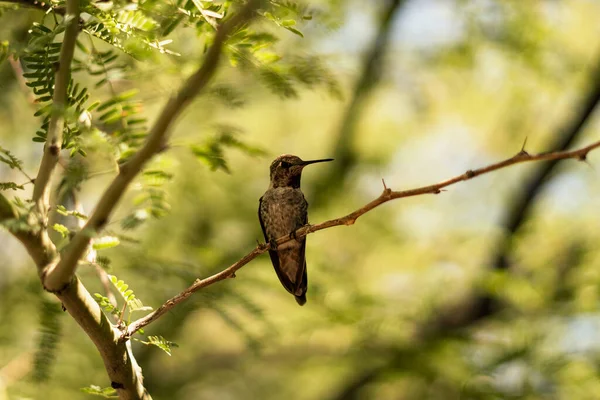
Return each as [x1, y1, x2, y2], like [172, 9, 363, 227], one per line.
[300, 158, 334, 167]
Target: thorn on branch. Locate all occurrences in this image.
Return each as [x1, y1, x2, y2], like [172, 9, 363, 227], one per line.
[516, 149, 530, 158]
[344, 218, 356, 226]
[48, 143, 60, 156]
[228, 272, 236, 279]
[96, 217, 108, 229]
[465, 170, 475, 179]
[578, 153, 587, 161]
[257, 242, 270, 252]
[111, 381, 124, 390]
[381, 178, 391, 195]
[520, 136, 528, 152]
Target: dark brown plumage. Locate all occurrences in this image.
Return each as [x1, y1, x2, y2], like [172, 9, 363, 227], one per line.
[258, 154, 333, 305]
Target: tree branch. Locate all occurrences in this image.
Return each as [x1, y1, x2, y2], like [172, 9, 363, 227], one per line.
[31, 0, 80, 207]
[56, 278, 150, 400]
[42, 0, 261, 292]
[124, 138, 600, 338]
[0, 2, 261, 398]
[2, 211, 148, 398]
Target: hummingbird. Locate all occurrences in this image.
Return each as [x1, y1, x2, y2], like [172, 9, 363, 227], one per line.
[258, 154, 333, 305]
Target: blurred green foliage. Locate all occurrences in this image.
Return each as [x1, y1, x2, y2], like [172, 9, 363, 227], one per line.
[1, 0, 600, 399]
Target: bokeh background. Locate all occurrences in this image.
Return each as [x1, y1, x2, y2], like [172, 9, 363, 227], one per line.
[2, 0, 600, 399]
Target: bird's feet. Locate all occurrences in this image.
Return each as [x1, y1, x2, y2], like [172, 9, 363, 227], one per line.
[288, 229, 302, 243]
[269, 239, 279, 251]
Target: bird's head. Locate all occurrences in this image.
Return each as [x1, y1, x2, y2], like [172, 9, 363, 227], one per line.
[269, 154, 333, 188]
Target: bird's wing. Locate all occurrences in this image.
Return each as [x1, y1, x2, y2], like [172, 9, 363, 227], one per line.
[290, 201, 308, 305]
[259, 196, 293, 291]
[258, 195, 307, 301]
[293, 207, 308, 295]
[258, 196, 281, 272]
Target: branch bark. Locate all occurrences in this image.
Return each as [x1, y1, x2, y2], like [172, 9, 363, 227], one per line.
[57, 278, 149, 399]
[125, 138, 600, 338]
[42, 0, 261, 292]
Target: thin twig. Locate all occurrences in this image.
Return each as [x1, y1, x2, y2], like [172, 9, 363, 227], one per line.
[42, 0, 261, 291]
[93, 262, 117, 308]
[31, 0, 80, 206]
[8, 55, 37, 105]
[123, 138, 600, 338]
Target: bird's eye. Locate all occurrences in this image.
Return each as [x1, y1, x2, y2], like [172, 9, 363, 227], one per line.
[280, 161, 291, 168]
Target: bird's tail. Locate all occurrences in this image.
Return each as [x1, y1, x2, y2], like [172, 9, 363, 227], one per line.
[295, 293, 306, 306]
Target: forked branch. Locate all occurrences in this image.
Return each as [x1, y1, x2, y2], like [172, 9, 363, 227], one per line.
[0, 2, 263, 398]
[41, 0, 262, 291]
[124, 138, 600, 337]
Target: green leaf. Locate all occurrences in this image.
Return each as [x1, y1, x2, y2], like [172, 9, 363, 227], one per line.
[190, 145, 229, 173]
[52, 223, 70, 238]
[33, 298, 63, 383]
[87, 101, 101, 111]
[108, 274, 144, 310]
[0, 146, 24, 170]
[94, 293, 120, 316]
[81, 385, 118, 398]
[0, 182, 25, 191]
[143, 170, 173, 186]
[209, 84, 245, 108]
[121, 210, 149, 230]
[128, 298, 152, 313]
[56, 205, 88, 220]
[95, 255, 112, 270]
[258, 67, 297, 98]
[138, 335, 178, 356]
[93, 236, 120, 250]
[284, 27, 304, 37]
[0, 41, 9, 64]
